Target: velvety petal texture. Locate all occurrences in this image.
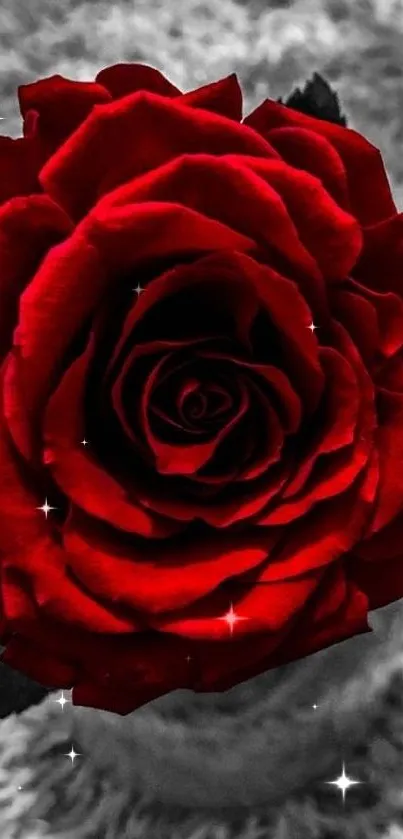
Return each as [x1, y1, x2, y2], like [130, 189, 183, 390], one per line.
[0, 62, 400, 716]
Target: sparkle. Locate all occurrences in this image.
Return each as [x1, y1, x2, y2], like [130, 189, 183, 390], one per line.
[307, 321, 318, 333]
[186, 655, 192, 664]
[64, 746, 81, 764]
[312, 703, 318, 710]
[81, 438, 89, 446]
[132, 283, 144, 296]
[53, 690, 71, 710]
[324, 762, 363, 803]
[36, 497, 57, 519]
[218, 602, 248, 636]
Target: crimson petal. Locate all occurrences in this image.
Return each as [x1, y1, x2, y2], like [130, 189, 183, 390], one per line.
[265, 126, 350, 211]
[244, 97, 396, 226]
[95, 62, 181, 99]
[179, 74, 243, 121]
[42, 341, 180, 538]
[63, 507, 272, 614]
[39, 91, 278, 219]
[6, 204, 253, 463]
[18, 75, 112, 156]
[97, 153, 323, 288]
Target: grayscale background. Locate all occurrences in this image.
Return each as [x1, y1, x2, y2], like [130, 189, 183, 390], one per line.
[0, 1, 403, 838]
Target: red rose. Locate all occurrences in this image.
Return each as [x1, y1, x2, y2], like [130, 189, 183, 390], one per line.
[0, 63, 401, 715]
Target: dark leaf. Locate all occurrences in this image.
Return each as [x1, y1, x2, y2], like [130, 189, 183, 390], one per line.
[0, 659, 52, 718]
[279, 72, 347, 127]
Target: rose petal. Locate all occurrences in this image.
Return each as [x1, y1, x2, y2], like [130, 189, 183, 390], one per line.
[262, 332, 376, 524]
[97, 153, 323, 290]
[0, 195, 72, 362]
[200, 352, 302, 434]
[347, 278, 403, 358]
[18, 75, 112, 157]
[280, 346, 360, 500]
[0, 135, 41, 205]
[354, 213, 403, 295]
[121, 450, 291, 527]
[330, 288, 380, 366]
[115, 351, 250, 476]
[40, 91, 278, 219]
[245, 97, 396, 226]
[223, 155, 362, 280]
[42, 342, 180, 538]
[259, 568, 370, 677]
[179, 74, 243, 121]
[63, 506, 273, 614]
[258, 457, 377, 581]
[0, 417, 138, 635]
[151, 565, 323, 639]
[81, 198, 256, 276]
[369, 387, 403, 534]
[106, 250, 324, 413]
[4, 231, 106, 462]
[265, 125, 350, 211]
[95, 62, 181, 99]
[192, 562, 370, 693]
[7, 203, 254, 462]
[1, 638, 77, 687]
[348, 550, 403, 612]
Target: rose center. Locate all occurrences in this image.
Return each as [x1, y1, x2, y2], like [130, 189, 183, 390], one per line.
[178, 379, 233, 427]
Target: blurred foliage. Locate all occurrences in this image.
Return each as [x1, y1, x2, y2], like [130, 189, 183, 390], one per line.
[1, 0, 403, 206]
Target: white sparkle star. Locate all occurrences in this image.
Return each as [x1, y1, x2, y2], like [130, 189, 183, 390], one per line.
[307, 321, 318, 333]
[36, 497, 57, 519]
[132, 283, 144, 296]
[53, 690, 71, 710]
[312, 703, 318, 710]
[218, 602, 248, 636]
[325, 762, 362, 803]
[64, 746, 81, 764]
[81, 438, 89, 446]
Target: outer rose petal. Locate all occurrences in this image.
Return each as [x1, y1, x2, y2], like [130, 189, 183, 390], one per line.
[39, 91, 278, 220]
[97, 152, 346, 292]
[0, 195, 72, 361]
[0, 412, 140, 637]
[18, 75, 112, 158]
[96, 62, 181, 99]
[332, 280, 403, 363]
[152, 460, 376, 640]
[179, 75, 243, 121]
[366, 388, 403, 534]
[0, 135, 41, 205]
[244, 98, 396, 226]
[353, 213, 403, 296]
[63, 507, 273, 614]
[97, 65, 244, 120]
[223, 155, 362, 281]
[190, 562, 370, 694]
[348, 551, 403, 612]
[262, 126, 351, 213]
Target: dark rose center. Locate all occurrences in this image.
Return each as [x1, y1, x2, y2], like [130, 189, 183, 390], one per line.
[177, 379, 233, 427]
